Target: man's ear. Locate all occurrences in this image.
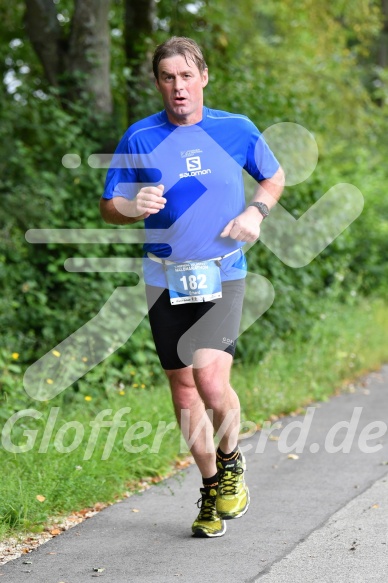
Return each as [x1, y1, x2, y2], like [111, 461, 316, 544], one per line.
[201, 68, 209, 88]
[155, 78, 161, 92]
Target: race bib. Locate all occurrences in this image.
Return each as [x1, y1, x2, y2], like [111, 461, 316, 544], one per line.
[165, 260, 222, 305]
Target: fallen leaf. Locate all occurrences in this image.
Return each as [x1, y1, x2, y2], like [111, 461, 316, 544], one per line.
[372, 504, 379, 509]
[93, 568, 105, 572]
[175, 459, 192, 469]
[94, 502, 106, 511]
[269, 435, 279, 441]
[131, 508, 140, 513]
[288, 454, 299, 460]
[50, 529, 61, 536]
[36, 495, 46, 502]
[150, 476, 163, 483]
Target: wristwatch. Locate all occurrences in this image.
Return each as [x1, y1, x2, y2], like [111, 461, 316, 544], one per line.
[247, 201, 270, 220]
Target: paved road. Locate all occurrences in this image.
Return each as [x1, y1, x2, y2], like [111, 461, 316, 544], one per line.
[1, 367, 388, 583]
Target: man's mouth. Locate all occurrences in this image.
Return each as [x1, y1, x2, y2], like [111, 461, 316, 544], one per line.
[174, 96, 186, 104]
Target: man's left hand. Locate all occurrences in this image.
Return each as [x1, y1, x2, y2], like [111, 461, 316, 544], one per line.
[220, 207, 263, 242]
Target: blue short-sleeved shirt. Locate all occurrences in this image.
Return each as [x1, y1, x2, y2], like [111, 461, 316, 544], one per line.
[102, 106, 279, 287]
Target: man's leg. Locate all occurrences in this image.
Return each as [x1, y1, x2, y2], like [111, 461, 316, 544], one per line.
[192, 349, 249, 520]
[166, 350, 239, 473]
[165, 348, 248, 537]
[166, 363, 226, 537]
[165, 365, 217, 478]
[193, 349, 240, 453]
[147, 281, 248, 536]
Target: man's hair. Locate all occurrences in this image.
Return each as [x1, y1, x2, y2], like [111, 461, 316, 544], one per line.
[152, 36, 207, 79]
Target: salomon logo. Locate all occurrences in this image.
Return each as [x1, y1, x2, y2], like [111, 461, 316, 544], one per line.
[180, 156, 211, 179]
[186, 156, 201, 171]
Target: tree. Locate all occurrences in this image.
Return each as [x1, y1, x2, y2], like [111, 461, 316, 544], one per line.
[25, 0, 113, 115]
[123, 0, 156, 124]
[379, 0, 388, 66]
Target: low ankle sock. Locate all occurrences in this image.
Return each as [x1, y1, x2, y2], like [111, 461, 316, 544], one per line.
[216, 446, 239, 461]
[202, 473, 219, 489]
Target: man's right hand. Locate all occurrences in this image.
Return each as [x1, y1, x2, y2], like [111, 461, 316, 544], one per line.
[133, 184, 166, 219]
[100, 184, 166, 225]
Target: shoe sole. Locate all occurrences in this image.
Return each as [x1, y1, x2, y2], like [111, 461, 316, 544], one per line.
[192, 522, 227, 538]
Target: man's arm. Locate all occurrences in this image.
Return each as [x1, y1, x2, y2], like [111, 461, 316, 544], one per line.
[100, 185, 166, 225]
[220, 166, 285, 242]
[248, 165, 285, 211]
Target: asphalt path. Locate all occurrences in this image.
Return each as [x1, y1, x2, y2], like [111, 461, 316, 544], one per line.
[1, 366, 388, 583]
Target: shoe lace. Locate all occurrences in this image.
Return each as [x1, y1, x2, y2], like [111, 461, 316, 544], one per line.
[196, 490, 217, 521]
[218, 465, 244, 495]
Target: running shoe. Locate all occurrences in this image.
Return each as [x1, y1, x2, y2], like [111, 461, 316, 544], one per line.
[192, 487, 227, 538]
[216, 451, 250, 519]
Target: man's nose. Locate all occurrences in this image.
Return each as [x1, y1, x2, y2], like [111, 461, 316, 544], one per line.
[174, 76, 184, 90]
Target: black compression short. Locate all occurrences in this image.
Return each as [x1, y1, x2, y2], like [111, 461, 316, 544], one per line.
[146, 278, 245, 370]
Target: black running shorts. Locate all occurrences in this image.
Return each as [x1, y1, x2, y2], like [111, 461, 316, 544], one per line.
[146, 278, 245, 370]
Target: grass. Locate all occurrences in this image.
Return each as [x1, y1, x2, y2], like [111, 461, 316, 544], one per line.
[1, 297, 388, 542]
[0, 384, 182, 540]
[235, 297, 388, 424]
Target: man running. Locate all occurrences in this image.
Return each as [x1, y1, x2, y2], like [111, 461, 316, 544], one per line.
[100, 36, 284, 537]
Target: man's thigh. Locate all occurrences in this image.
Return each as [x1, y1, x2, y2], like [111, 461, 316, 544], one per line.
[146, 279, 245, 370]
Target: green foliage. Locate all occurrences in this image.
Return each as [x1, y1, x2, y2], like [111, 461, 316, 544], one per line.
[0, 0, 387, 408]
[0, 382, 181, 536]
[236, 297, 388, 424]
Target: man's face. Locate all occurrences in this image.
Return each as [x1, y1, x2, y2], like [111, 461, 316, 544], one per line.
[155, 54, 208, 126]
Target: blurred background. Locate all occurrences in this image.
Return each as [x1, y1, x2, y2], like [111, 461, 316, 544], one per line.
[1, 0, 388, 399]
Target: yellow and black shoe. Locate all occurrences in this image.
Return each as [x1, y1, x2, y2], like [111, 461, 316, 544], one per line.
[216, 450, 250, 520]
[192, 487, 227, 538]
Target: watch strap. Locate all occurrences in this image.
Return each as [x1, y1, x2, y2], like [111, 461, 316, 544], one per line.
[247, 201, 270, 219]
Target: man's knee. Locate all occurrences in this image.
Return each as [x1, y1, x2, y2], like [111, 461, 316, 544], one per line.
[165, 368, 199, 410]
[193, 351, 232, 405]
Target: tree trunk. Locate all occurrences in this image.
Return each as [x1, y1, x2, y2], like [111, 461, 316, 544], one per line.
[124, 0, 155, 63]
[379, 0, 388, 67]
[25, 0, 66, 86]
[124, 0, 156, 124]
[24, 0, 112, 115]
[67, 0, 112, 114]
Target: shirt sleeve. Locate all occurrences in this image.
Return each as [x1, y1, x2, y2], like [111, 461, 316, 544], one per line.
[102, 130, 139, 200]
[244, 121, 280, 181]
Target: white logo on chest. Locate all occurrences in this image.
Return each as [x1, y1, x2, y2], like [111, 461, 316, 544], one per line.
[186, 156, 202, 171]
